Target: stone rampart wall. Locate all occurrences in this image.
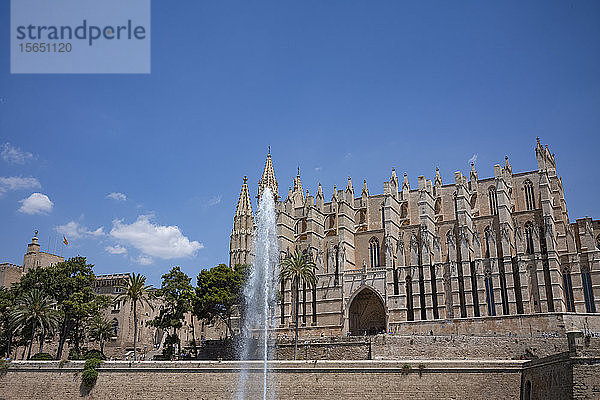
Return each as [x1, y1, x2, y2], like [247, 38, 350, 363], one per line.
[0, 360, 524, 400]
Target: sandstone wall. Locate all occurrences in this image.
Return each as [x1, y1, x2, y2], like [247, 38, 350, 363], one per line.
[0, 360, 524, 400]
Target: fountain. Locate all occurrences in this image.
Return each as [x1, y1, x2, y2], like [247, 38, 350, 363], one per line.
[238, 187, 279, 400]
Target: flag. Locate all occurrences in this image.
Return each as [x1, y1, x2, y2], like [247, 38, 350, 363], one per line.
[63, 236, 68, 246]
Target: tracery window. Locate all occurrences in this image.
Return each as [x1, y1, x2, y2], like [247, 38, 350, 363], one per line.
[581, 265, 596, 313]
[562, 267, 575, 312]
[525, 222, 535, 255]
[369, 237, 380, 268]
[484, 270, 496, 316]
[524, 180, 536, 210]
[488, 186, 498, 215]
[111, 318, 119, 336]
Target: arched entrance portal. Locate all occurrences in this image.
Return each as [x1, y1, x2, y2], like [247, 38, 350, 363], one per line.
[348, 287, 386, 335]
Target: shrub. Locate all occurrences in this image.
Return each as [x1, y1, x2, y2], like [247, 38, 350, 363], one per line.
[81, 357, 103, 388]
[31, 353, 54, 360]
[83, 350, 106, 360]
[84, 358, 103, 370]
[0, 359, 10, 371]
[401, 363, 412, 375]
[81, 368, 98, 387]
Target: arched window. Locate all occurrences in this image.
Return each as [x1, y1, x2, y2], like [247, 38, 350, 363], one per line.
[596, 234, 600, 250]
[484, 227, 491, 258]
[488, 186, 498, 215]
[524, 380, 532, 400]
[111, 318, 119, 336]
[369, 237, 380, 268]
[405, 275, 414, 321]
[484, 269, 496, 316]
[562, 267, 575, 312]
[525, 222, 535, 255]
[581, 265, 596, 313]
[524, 180, 535, 210]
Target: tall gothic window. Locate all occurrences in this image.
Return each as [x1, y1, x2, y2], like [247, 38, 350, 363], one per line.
[524, 180, 535, 210]
[470, 261, 480, 317]
[525, 222, 535, 255]
[596, 234, 600, 250]
[562, 267, 575, 312]
[484, 270, 496, 316]
[369, 237, 380, 268]
[488, 186, 498, 215]
[406, 275, 414, 321]
[581, 265, 596, 313]
[484, 227, 492, 258]
[312, 286, 318, 323]
[280, 280, 286, 324]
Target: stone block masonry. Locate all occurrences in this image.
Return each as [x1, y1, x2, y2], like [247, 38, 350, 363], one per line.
[0, 360, 524, 400]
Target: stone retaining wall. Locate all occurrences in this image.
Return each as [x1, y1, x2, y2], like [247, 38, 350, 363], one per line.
[0, 360, 524, 400]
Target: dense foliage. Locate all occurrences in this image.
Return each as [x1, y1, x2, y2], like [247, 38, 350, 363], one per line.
[0, 257, 111, 360]
[193, 264, 248, 339]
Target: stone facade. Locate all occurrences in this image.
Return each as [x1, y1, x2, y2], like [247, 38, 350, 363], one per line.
[0, 236, 63, 289]
[230, 139, 600, 338]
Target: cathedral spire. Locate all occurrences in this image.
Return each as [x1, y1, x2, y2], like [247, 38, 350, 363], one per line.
[258, 149, 279, 200]
[230, 176, 255, 267]
[235, 176, 253, 217]
[293, 166, 303, 194]
[362, 179, 369, 196]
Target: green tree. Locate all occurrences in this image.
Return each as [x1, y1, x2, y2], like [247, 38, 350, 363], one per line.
[280, 249, 317, 360]
[193, 264, 248, 339]
[148, 266, 192, 358]
[88, 315, 113, 354]
[14, 257, 109, 359]
[114, 273, 154, 361]
[0, 287, 16, 357]
[9, 289, 60, 359]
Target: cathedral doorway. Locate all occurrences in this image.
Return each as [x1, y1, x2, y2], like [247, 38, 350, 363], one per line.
[348, 287, 386, 336]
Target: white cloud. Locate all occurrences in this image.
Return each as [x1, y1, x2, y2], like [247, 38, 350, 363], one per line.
[1, 143, 34, 164]
[0, 176, 41, 196]
[135, 255, 153, 265]
[106, 192, 127, 201]
[18, 193, 53, 215]
[110, 214, 203, 259]
[56, 221, 105, 239]
[314, 167, 322, 172]
[468, 153, 478, 165]
[207, 194, 222, 206]
[105, 244, 127, 255]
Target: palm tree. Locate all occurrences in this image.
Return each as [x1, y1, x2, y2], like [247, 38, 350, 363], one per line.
[114, 273, 154, 361]
[88, 315, 113, 354]
[9, 289, 60, 359]
[280, 248, 317, 360]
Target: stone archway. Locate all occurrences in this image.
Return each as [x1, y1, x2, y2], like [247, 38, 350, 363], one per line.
[348, 287, 386, 336]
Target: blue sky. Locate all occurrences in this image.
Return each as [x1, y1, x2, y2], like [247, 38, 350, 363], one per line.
[1, 1, 599, 286]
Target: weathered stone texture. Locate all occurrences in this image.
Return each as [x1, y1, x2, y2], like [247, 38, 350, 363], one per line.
[0, 360, 523, 400]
